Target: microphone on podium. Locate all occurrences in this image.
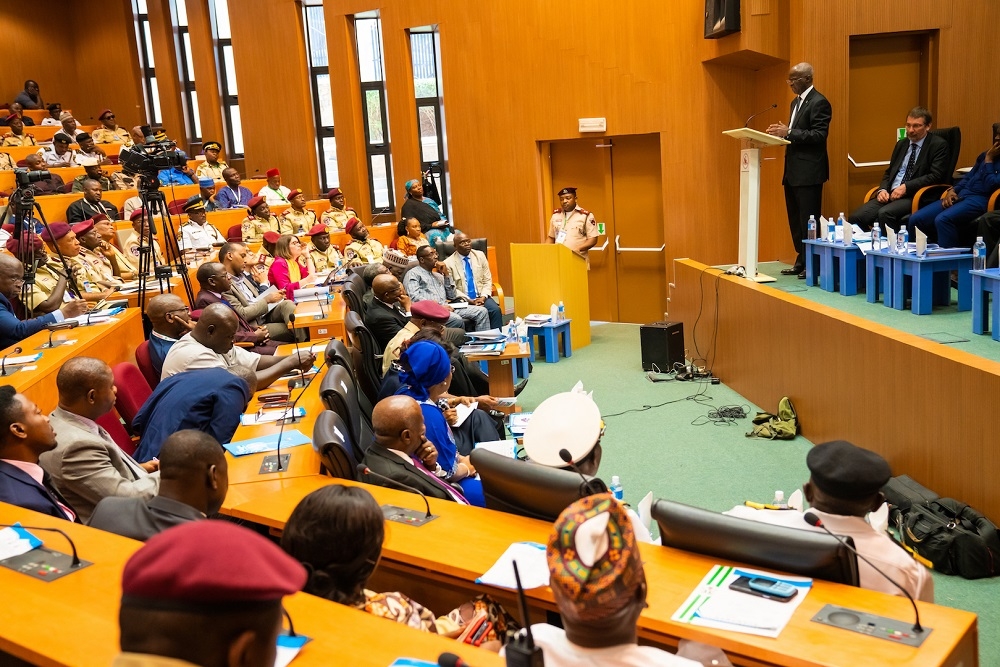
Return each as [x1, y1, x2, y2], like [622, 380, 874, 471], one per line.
[1, 346, 23, 377]
[558, 448, 608, 497]
[356, 464, 432, 519]
[745, 103, 778, 128]
[314, 291, 326, 320]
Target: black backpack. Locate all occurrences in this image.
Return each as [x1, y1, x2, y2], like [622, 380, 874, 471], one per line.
[897, 499, 1000, 579]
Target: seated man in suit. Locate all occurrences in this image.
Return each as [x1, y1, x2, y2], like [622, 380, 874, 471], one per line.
[0, 253, 88, 350]
[66, 179, 119, 224]
[362, 395, 470, 503]
[131, 367, 256, 463]
[195, 261, 279, 354]
[365, 273, 413, 349]
[39, 357, 160, 522]
[725, 440, 933, 602]
[161, 303, 315, 389]
[360, 261, 390, 310]
[848, 107, 950, 231]
[89, 430, 228, 541]
[404, 245, 490, 332]
[0, 385, 79, 520]
[218, 241, 297, 343]
[146, 294, 195, 377]
[444, 232, 503, 329]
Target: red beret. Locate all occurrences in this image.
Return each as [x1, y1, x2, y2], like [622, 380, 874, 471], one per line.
[307, 223, 328, 237]
[1, 224, 13, 233]
[121, 521, 306, 607]
[262, 231, 281, 244]
[130, 208, 147, 222]
[98, 109, 113, 120]
[72, 220, 95, 237]
[90, 213, 109, 224]
[248, 196, 266, 210]
[287, 189, 303, 200]
[40, 222, 72, 243]
[4, 114, 17, 123]
[266, 168, 280, 178]
[410, 300, 451, 323]
[327, 188, 343, 198]
[6, 233, 43, 254]
[345, 217, 360, 234]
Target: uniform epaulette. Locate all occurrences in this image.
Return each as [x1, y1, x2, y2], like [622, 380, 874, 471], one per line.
[553, 208, 561, 214]
[578, 208, 591, 216]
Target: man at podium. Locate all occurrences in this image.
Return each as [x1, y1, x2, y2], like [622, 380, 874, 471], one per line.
[546, 187, 599, 266]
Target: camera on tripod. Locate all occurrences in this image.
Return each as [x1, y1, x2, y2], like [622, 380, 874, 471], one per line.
[14, 167, 50, 187]
[119, 125, 187, 179]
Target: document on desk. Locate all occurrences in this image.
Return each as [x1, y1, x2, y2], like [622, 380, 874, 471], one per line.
[239, 407, 307, 426]
[0, 524, 42, 561]
[672, 565, 811, 638]
[274, 633, 311, 667]
[477, 542, 549, 589]
[224, 430, 312, 456]
[252, 286, 281, 313]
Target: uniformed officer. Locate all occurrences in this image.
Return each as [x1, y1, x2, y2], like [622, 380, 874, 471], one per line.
[91, 109, 134, 146]
[5, 234, 69, 315]
[304, 223, 343, 273]
[343, 218, 384, 265]
[71, 156, 112, 192]
[179, 196, 225, 256]
[124, 209, 166, 268]
[258, 231, 279, 271]
[0, 152, 16, 171]
[92, 213, 137, 279]
[195, 141, 229, 181]
[280, 189, 317, 235]
[74, 219, 125, 286]
[1, 114, 36, 147]
[547, 186, 600, 266]
[321, 187, 358, 232]
[39, 222, 114, 303]
[241, 196, 288, 243]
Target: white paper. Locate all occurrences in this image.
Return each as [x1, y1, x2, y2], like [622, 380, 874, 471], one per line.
[450, 302, 468, 310]
[0, 525, 42, 560]
[869, 502, 889, 534]
[452, 401, 478, 428]
[495, 397, 516, 407]
[240, 407, 306, 425]
[842, 221, 853, 245]
[475, 440, 517, 458]
[916, 228, 928, 257]
[2, 354, 42, 366]
[787, 489, 804, 511]
[476, 542, 549, 589]
[885, 225, 896, 248]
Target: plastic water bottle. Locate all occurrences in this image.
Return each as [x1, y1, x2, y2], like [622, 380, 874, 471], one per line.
[973, 236, 987, 271]
[610, 476, 624, 501]
[807, 215, 817, 240]
[506, 321, 517, 342]
[871, 223, 882, 252]
[771, 490, 788, 509]
[557, 301, 565, 322]
[837, 212, 846, 243]
[826, 218, 836, 242]
[897, 225, 909, 254]
[518, 332, 528, 354]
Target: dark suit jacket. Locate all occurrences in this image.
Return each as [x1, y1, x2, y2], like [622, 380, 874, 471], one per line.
[87, 495, 204, 541]
[877, 133, 950, 196]
[0, 292, 58, 350]
[0, 460, 77, 521]
[194, 289, 278, 355]
[66, 199, 118, 224]
[782, 88, 832, 187]
[365, 298, 410, 350]
[362, 444, 459, 502]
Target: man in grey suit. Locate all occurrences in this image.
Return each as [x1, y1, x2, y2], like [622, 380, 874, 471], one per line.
[40, 357, 159, 522]
[89, 430, 227, 541]
[218, 241, 299, 342]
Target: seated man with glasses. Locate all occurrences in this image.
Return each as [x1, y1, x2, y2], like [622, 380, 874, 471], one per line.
[0, 253, 88, 350]
[146, 294, 195, 378]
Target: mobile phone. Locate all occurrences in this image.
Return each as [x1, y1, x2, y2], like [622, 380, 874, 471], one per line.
[259, 392, 291, 404]
[729, 576, 798, 602]
[457, 612, 488, 644]
[469, 620, 493, 646]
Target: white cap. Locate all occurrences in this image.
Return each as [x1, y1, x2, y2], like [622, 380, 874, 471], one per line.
[522, 392, 602, 467]
[76, 155, 99, 167]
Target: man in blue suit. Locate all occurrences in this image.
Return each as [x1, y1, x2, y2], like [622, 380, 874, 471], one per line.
[0, 385, 78, 520]
[0, 253, 87, 350]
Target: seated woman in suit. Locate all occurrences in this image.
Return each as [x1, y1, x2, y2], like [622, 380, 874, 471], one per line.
[267, 234, 313, 300]
[396, 217, 429, 257]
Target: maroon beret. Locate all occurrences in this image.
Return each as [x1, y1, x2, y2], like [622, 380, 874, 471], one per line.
[266, 168, 280, 178]
[248, 196, 266, 210]
[6, 233, 43, 254]
[287, 189, 302, 200]
[262, 231, 280, 244]
[72, 220, 95, 237]
[98, 108, 113, 120]
[40, 222, 72, 243]
[307, 223, 328, 237]
[327, 188, 343, 198]
[1, 224, 13, 233]
[345, 217, 360, 234]
[90, 213, 109, 224]
[410, 300, 450, 323]
[130, 208, 147, 222]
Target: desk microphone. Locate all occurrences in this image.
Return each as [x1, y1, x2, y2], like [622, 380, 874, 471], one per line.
[558, 448, 608, 497]
[261, 361, 319, 475]
[357, 464, 432, 519]
[313, 291, 326, 320]
[1, 346, 23, 377]
[287, 313, 307, 389]
[504, 560, 544, 667]
[0, 524, 81, 567]
[745, 103, 778, 128]
[804, 511, 924, 634]
[42, 321, 77, 349]
[437, 654, 472, 667]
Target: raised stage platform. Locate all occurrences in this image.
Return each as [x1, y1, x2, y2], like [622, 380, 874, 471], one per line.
[670, 258, 1000, 522]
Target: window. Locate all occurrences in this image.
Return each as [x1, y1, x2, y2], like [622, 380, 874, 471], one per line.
[213, 0, 243, 156]
[354, 14, 393, 213]
[133, 0, 161, 125]
[173, 0, 200, 144]
[410, 27, 449, 217]
[303, 5, 338, 190]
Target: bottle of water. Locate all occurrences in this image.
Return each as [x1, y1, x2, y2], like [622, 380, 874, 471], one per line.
[557, 301, 565, 322]
[871, 223, 882, 252]
[771, 490, 788, 509]
[518, 331, 528, 354]
[973, 236, 987, 271]
[807, 215, 817, 240]
[837, 212, 847, 243]
[826, 218, 836, 243]
[506, 320, 517, 342]
[897, 225, 909, 254]
[609, 476, 624, 501]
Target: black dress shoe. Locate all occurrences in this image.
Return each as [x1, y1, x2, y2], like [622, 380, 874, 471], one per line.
[781, 266, 804, 275]
[797, 270, 807, 279]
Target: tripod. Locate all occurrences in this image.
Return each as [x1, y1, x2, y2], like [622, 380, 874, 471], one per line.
[132, 173, 194, 319]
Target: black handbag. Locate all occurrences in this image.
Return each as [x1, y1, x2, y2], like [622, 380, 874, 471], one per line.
[898, 499, 1000, 579]
[882, 474, 940, 523]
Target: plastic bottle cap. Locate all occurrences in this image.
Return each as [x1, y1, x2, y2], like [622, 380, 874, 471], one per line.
[977, 236, 984, 242]
[611, 475, 620, 485]
[773, 490, 784, 501]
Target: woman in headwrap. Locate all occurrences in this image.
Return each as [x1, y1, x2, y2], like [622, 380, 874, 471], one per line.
[399, 178, 460, 248]
[395, 340, 485, 507]
[396, 217, 429, 257]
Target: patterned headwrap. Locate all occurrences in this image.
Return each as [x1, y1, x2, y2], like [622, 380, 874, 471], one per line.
[547, 494, 644, 622]
[404, 179, 419, 191]
[398, 341, 451, 401]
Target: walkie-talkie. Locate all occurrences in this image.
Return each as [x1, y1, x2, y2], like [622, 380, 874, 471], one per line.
[504, 561, 544, 667]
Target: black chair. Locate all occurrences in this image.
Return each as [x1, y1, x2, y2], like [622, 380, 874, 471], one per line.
[436, 237, 487, 261]
[324, 338, 354, 376]
[344, 311, 383, 410]
[314, 410, 358, 479]
[348, 272, 365, 295]
[341, 284, 364, 316]
[318, 365, 373, 461]
[470, 449, 606, 521]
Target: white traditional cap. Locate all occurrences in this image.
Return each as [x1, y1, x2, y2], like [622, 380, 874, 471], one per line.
[523, 391, 602, 467]
[76, 155, 99, 167]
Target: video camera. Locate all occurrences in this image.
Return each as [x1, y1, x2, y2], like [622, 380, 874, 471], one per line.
[14, 167, 49, 188]
[119, 125, 187, 178]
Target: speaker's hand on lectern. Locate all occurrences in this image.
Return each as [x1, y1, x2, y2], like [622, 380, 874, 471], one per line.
[766, 122, 789, 138]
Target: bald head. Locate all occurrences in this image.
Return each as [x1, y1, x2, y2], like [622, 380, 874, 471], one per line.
[147, 293, 190, 338]
[0, 254, 22, 273]
[157, 429, 229, 517]
[791, 62, 814, 78]
[372, 274, 401, 302]
[372, 395, 425, 455]
[192, 303, 238, 354]
[227, 365, 258, 395]
[56, 357, 112, 403]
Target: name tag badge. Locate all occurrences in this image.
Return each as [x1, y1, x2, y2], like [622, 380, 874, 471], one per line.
[555, 230, 567, 245]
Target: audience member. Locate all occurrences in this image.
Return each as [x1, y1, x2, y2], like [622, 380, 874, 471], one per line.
[367, 273, 413, 349]
[39, 222, 115, 303]
[321, 187, 357, 231]
[361, 261, 390, 309]
[75, 133, 107, 163]
[158, 159, 197, 186]
[242, 196, 287, 241]
[0, 386, 78, 520]
[39, 358, 159, 522]
[976, 209, 1000, 268]
[445, 232, 503, 329]
[71, 157, 111, 192]
[160, 303, 315, 388]
[397, 217, 429, 256]
[258, 168, 290, 205]
[258, 231, 279, 271]
[6, 233, 68, 315]
[132, 368, 256, 463]
[124, 209, 166, 266]
[22, 153, 65, 194]
[197, 177, 220, 211]
[14, 80, 44, 109]
[89, 430, 227, 541]
[116, 521, 306, 667]
[67, 179, 119, 223]
[75, 218, 127, 284]
[0, 254, 87, 349]
[91, 109, 133, 146]
[215, 167, 252, 209]
[195, 141, 228, 180]
[59, 112, 84, 140]
[281, 189, 317, 234]
[380, 300, 457, 374]
[1, 113, 37, 146]
[400, 177, 455, 246]
[381, 247, 414, 282]
[92, 214, 137, 278]
[146, 294, 195, 377]
[43, 132, 76, 167]
[218, 241, 297, 343]
[344, 218, 384, 264]
[303, 224, 343, 273]
[3, 103, 34, 126]
[405, 245, 489, 331]
[194, 262, 278, 354]
[726, 439, 934, 602]
[547, 186, 599, 264]
[911, 123, 1000, 248]
[179, 196, 225, 254]
[40, 102, 62, 126]
[0, 152, 14, 171]
[268, 234, 315, 299]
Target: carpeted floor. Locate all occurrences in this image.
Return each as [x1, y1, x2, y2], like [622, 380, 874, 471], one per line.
[516, 321, 998, 665]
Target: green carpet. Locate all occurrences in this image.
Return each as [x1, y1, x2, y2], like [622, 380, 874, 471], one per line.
[516, 321, 997, 664]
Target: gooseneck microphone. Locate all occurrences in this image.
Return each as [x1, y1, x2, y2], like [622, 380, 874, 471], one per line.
[437, 653, 471, 667]
[1, 346, 24, 377]
[357, 464, 432, 519]
[504, 560, 544, 667]
[804, 511, 924, 634]
[558, 448, 608, 497]
[287, 313, 307, 389]
[0, 524, 81, 567]
[268, 362, 319, 473]
[314, 291, 327, 320]
[745, 103, 778, 128]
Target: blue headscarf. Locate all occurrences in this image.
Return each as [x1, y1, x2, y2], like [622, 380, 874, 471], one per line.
[397, 341, 451, 400]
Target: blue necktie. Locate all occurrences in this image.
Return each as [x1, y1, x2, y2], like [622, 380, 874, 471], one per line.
[463, 256, 477, 299]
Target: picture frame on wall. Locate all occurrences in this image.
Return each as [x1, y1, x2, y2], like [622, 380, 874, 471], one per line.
[704, 0, 740, 39]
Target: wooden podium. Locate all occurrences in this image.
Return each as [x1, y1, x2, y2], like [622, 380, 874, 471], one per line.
[510, 243, 590, 349]
[722, 127, 790, 283]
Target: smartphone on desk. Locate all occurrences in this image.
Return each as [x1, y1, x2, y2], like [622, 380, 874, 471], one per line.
[729, 575, 798, 602]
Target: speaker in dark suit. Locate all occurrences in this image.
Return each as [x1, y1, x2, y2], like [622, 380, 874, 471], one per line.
[768, 63, 832, 275]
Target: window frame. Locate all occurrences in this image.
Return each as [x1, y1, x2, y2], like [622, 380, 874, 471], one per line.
[353, 14, 394, 214]
[133, 0, 161, 126]
[409, 28, 449, 218]
[303, 4, 337, 192]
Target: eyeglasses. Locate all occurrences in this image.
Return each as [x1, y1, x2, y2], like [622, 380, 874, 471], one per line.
[165, 306, 190, 315]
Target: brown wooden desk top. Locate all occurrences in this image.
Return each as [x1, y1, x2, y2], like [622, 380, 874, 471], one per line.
[0, 502, 502, 667]
[222, 475, 978, 667]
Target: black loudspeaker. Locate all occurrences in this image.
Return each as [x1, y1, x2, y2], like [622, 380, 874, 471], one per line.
[640, 321, 685, 372]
